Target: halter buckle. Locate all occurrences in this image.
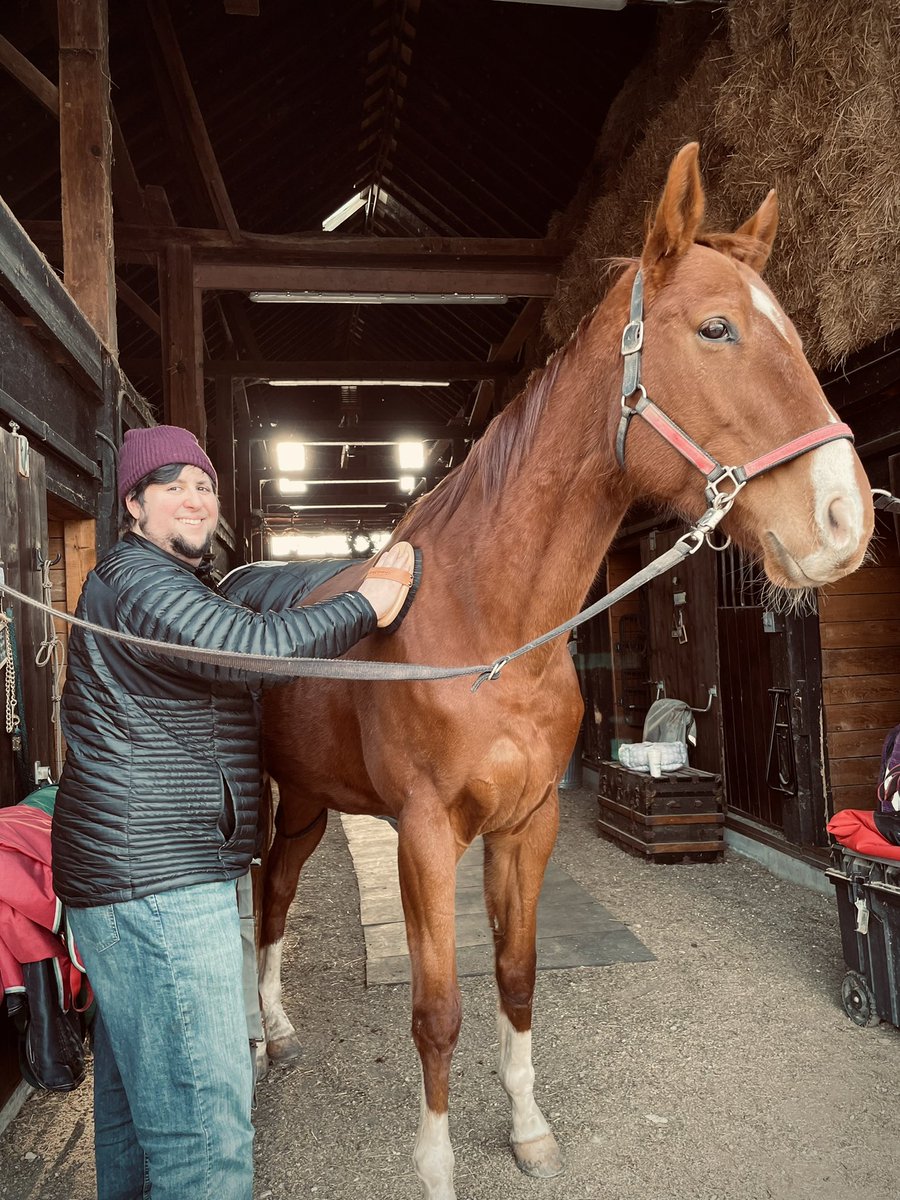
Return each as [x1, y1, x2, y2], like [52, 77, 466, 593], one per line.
[620, 320, 644, 357]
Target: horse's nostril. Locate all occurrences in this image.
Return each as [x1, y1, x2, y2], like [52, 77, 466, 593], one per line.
[826, 497, 853, 545]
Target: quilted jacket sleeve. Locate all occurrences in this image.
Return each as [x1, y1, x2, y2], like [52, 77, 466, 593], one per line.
[109, 550, 377, 684]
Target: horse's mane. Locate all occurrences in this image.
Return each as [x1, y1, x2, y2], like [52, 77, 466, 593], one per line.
[391, 230, 765, 545]
[393, 350, 566, 543]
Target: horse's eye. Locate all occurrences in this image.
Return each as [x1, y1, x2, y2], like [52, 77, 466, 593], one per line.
[699, 318, 733, 342]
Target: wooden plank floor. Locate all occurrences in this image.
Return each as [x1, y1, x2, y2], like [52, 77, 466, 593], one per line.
[341, 814, 654, 986]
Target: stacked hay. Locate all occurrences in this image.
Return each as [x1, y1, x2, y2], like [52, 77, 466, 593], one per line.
[545, 0, 900, 370]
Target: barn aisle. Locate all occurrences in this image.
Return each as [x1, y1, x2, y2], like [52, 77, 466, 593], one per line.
[1, 787, 898, 1200]
[342, 813, 653, 986]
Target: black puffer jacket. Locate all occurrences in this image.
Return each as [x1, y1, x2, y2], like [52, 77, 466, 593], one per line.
[52, 533, 376, 907]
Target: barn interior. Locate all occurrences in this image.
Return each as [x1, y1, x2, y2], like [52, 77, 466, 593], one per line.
[2, 0, 900, 1126]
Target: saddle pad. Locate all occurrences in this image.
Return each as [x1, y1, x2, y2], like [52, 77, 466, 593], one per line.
[219, 558, 356, 613]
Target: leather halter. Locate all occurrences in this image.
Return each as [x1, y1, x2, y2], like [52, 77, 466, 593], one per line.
[615, 268, 855, 507]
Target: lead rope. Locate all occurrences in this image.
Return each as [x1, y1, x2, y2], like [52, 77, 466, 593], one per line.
[0, 498, 736, 692]
[34, 553, 64, 776]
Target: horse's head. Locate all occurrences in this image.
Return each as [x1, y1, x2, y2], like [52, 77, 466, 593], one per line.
[618, 142, 873, 588]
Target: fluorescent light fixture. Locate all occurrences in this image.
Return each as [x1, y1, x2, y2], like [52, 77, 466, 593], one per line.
[249, 291, 508, 305]
[399, 475, 417, 494]
[270, 533, 352, 558]
[275, 442, 305, 472]
[277, 478, 308, 495]
[267, 379, 451, 387]
[321, 191, 367, 232]
[288, 503, 388, 510]
[398, 441, 425, 469]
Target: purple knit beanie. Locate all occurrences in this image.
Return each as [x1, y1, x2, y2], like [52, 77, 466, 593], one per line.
[117, 425, 217, 503]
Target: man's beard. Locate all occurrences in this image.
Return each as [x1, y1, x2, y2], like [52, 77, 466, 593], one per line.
[137, 512, 214, 561]
[169, 530, 214, 560]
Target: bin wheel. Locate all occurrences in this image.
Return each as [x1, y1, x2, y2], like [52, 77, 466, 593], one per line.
[841, 970, 880, 1027]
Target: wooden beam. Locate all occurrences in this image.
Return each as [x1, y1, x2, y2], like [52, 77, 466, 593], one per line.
[58, 0, 117, 352]
[0, 195, 103, 389]
[160, 242, 205, 440]
[22, 222, 570, 267]
[146, 0, 241, 241]
[116, 276, 161, 336]
[215, 375, 237, 527]
[193, 262, 556, 296]
[0, 33, 59, 116]
[197, 359, 509, 381]
[224, 0, 260, 12]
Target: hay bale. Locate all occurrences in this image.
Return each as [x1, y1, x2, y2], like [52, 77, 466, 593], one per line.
[548, 0, 900, 370]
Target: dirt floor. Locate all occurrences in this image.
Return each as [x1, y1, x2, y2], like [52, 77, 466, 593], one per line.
[1, 786, 898, 1200]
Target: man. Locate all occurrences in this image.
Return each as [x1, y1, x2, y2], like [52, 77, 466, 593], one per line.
[52, 424, 415, 1200]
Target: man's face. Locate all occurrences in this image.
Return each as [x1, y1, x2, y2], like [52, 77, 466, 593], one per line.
[126, 465, 219, 565]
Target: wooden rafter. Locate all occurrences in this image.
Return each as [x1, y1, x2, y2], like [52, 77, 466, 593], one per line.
[0, 33, 59, 116]
[145, 0, 241, 241]
[22, 222, 569, 268]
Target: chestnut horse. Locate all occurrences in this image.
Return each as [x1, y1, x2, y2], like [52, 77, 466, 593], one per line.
[256, 145, 873, 1199]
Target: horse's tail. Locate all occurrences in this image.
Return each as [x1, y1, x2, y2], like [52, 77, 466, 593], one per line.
[252, 773, 276, 950]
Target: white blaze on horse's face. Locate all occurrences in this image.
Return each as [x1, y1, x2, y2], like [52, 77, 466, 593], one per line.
[737, 269, 870, 587]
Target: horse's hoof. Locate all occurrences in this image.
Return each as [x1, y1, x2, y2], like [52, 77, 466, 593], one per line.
[512, 1132, 564, 1179]
[267, 1033, 302, 1064]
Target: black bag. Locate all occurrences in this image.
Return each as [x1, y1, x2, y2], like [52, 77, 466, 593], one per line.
[8, 958, 87, 1092]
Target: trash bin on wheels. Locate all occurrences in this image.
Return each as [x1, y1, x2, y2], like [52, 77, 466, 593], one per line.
[826, 845, 900, 1027]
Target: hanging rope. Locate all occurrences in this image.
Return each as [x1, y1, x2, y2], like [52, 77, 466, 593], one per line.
[34, 552, 64, 776]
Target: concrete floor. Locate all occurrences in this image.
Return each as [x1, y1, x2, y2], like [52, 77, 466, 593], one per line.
[1, 786, 897, 1200]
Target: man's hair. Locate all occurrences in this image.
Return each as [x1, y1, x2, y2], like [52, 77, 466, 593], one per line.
[119, 462, 196, 534]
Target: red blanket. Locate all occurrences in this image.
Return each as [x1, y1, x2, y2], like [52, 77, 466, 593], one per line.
[827, 808, 900, 862]
[0, 805, 89, 1009]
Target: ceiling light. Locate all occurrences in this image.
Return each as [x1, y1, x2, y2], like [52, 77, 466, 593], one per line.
[398, 441, 425, 469]
[287, 503, 389, 510]
[248, 291, 508, 305]
[399, 475, 417, 494]
[277, 478, 308, 495]
[267, 379, 451, 387]
[275, 441, 305, 472]
[321, 191, 367, 232]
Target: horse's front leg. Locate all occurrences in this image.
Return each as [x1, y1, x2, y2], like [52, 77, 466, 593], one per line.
[258, 797, 328, 1067]
[483, 792, 564, 1179]
[398, 806, 463, 1200]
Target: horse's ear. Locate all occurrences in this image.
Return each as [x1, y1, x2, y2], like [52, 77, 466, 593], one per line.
[732, 189, 779, 274]
[641, 142, 705, 270]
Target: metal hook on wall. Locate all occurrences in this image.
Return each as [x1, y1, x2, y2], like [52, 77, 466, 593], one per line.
[689, 686, 717, 714]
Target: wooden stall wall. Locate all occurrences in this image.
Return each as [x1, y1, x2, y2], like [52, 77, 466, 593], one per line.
[641, 526, 722, 777]
[820, 512, 900, 815]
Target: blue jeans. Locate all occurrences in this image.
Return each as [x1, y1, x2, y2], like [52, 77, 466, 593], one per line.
[67, 880, 254, 1200]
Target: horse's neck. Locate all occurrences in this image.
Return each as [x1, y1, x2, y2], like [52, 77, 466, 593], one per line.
[439, 315, 632, 646]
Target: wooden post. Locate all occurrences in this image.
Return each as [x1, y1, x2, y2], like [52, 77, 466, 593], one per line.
[215, 375, 237, 530]
[160, 242, 206, 441]
[57, 0, 117, 353]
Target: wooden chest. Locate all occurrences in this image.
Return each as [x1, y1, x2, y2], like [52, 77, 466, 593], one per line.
[597, 760, 725, 862]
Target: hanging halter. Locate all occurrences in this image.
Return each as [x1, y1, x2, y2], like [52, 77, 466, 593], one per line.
[615, 268, 855, 509]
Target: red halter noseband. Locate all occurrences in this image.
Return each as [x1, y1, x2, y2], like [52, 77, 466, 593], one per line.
[615, 268, 854, 507]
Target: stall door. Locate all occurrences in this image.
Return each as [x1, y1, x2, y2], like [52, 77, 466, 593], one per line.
[716, 544, 825, 844]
